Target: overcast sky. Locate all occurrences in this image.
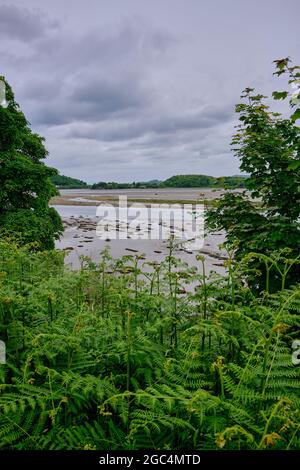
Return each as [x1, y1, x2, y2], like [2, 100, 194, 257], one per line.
[1, 0, 299, 182]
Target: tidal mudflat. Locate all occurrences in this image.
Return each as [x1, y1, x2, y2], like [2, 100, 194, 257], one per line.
[52, 189, 230, 273]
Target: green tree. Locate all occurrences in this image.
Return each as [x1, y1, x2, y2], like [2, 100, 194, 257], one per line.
[51, 174, 88, 189]
[207, 59, 300, 290]
[0, 76, 63, 249]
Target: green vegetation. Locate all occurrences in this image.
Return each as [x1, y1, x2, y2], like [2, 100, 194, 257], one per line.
[51, 174, 89, 189]
[207, 58, 300, 291]
[0, 77, 63, 249]
[163, 174, 246, 188]
[0, 240, 299, 450]
[0, 59, 299, 451]
[91, 181, 142, 189]
[50, 174, 246, 190]
[91, 174, 246, 190]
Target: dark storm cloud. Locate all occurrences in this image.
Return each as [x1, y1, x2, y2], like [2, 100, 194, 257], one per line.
[16, 20, 173, 127]
[150, 106, 232, 135]
[26, 76, 151, 125]
[0, 4, 57, 42]
[19, 20, 175, 78]
[22, 78, 63, 101]
[1, 0, 299, 182]
[65, 104, 232, 142]
[68, 77, 149, 119]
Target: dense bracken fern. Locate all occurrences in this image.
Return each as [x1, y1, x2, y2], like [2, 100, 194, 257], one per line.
[0, 239, 299, 450]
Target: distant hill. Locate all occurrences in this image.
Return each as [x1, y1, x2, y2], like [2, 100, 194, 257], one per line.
[91, 180, 162, 189]
[164, 175, 214, 187]
[91, 174, 247, 190]
[51, 175, 89, 189]
[52, 173, 247, 190]
[164, 174, 246, 188]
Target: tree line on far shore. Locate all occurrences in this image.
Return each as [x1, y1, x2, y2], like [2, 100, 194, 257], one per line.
[52, 173, 247, 189]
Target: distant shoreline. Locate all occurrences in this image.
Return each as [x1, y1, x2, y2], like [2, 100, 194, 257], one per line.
[50, 196, 214, 207]
[50, 187, 246, 207]
[52, 173, 248, 191]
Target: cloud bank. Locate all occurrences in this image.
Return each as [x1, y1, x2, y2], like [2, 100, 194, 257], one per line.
[1, 0, 299, 182]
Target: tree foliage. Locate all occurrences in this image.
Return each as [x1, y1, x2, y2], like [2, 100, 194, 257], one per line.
[91, 174, 246, 190]
[0, 77, 63, 249]
[207, 60, 300, 290]
[51, 174, 88, 189]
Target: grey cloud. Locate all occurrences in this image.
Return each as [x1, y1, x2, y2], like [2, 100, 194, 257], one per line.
[27, 76, 150, 126]
[23, 19, 175, 78]
[1, 0, 298, 182]
[0, 4, 57, 42]
[150, 106, 232, 135]
[14, 20, 173, 128]
[21, 78, 63, 100]
[70, 78, 148, 113]
[63, 104, 233, 143]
